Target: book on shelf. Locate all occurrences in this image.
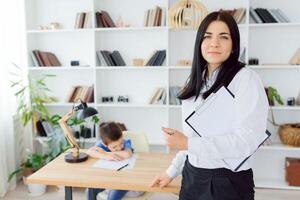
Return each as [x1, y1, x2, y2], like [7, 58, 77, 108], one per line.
[74, 12, 92, 29]
[95, 11, 116, 28]
[250, 8, 290, 24]
[97, 50, 126, 66]
[289, 48, 300, 65]
[219, 8, 246, 24]
[31, 50, 61, 67]
[169, 86, 182, 105]
[148, 87, 166, 105]
[66, 85, 94, 103]
[144, 6, 165, 27]
[144, 50, 166, 66]
[239, 47, 246, 63]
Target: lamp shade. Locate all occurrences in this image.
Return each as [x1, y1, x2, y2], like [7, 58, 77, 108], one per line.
[77, 106, 98, 120]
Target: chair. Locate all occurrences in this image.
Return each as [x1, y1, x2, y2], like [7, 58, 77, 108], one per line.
[97, 131, 152, 200]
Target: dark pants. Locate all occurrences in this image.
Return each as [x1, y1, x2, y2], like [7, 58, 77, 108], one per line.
[179, 158, 255, 200]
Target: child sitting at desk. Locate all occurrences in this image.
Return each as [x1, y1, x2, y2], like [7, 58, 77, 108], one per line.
[86, 122, 133, 200]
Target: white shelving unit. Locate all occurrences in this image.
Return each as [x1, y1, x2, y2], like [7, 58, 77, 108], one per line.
[25, 0, 300, 190]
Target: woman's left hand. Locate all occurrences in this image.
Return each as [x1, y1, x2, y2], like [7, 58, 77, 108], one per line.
[161, 127, 188, 150]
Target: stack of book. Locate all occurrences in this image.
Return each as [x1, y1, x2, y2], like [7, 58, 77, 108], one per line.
[148, 87, 166, 105]
[289, 48, 300, 65]
[144, 50, 166, 66]
[31, 50, 61, 67]
[66, 85, 94, 103]
[74, 12, 92, 29]
[97, 50, 126, 66]
[95, 11, 116, 28]
[219, 8, 246, 24]
[250, 7, 290, 23]
[144, 6, 165, 27]
[169, 86, 182, 105]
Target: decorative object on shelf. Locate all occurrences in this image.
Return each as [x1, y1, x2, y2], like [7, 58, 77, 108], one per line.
[296, 92, 300, 106]
[278, 124, 300, 147]
[285, 157, 300, 186]
[248, 58, 259, 65]
[117, 95, 129, 103]
[132, 58, 144, 66]
[287, 97, 295, 106]
[168, 0, 208, 30]
[59, 99, 98, 163]
[176, 59, 192, 66]
[70, 60, 80, 66]
[102, 96, 114, 103]
[289, 48, 300, 65]
[49, 22, 61, 29]
[115, 16, 131, 27]
[265, 86, 283, 106]
[39, 22, 62, 30]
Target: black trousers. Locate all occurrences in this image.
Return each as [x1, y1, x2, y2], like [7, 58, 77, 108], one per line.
[179, 158, 255, 200]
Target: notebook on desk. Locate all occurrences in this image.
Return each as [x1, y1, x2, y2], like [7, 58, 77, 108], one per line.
[185, 85, 271, 171]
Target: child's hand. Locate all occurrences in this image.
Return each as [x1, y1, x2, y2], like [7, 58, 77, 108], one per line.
[104, 152, 124, 161]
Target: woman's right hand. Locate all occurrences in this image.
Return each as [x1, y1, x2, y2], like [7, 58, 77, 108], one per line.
[149, 173, 173, 188]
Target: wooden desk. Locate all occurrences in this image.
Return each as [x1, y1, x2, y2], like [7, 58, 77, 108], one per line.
[26, 152, 181, 200]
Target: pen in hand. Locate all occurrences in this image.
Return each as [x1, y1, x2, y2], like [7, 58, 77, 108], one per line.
[162, 127, 175, 135]
[117, 163, 129, 171]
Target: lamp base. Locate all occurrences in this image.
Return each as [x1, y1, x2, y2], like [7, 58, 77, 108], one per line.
[64, 152, 88, 163]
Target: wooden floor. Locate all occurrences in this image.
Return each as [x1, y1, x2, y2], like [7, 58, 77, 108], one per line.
[2, 182, 300, 200]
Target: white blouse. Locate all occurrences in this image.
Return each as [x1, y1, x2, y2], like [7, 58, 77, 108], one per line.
[166, 67, 269, 178]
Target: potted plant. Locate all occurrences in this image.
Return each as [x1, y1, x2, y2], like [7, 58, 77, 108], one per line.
[265, 86, 284, 106]
[10, 63, 55, 133]
[8, 151, 48, 196]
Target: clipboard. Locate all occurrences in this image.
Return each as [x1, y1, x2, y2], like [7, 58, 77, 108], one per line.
[185, 85, 271, 171]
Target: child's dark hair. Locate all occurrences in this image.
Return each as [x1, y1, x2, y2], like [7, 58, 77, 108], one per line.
[99, 122, 122, 145]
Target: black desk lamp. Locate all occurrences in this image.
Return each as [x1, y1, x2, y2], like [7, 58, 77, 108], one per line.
[59, 99, 98, 163]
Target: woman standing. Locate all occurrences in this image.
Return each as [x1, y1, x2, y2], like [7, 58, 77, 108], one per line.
[150, 11, 268, 200]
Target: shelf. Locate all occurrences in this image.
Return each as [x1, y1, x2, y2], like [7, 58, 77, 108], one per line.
[28, 66, 93, 71]
[249, 23, 300, 28]
[97, 103, 168, 108]
[169, 105, 182, 109]
[34, 136, 97, 143]
[260, 143, 300, 151]
[169, 24, 247, 31]
[94, 26, 168, 32]
[44, 103, 95, 107]
[27, 29, 93, 34]
[248, 65, 300, 69]
[96, 66, 167, 70]
[270, 106, 300, 111]
[168, 66, 192, 70]
[255, 179, 300, 190]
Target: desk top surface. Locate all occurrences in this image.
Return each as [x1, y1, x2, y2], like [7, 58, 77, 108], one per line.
[26, 152, 181, 193]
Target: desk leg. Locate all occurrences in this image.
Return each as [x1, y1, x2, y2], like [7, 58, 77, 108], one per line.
[88, 188, 96, 200]
[65, 186, 73, 200]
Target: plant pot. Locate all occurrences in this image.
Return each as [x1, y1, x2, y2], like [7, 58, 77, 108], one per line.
[23, 177, 47, 196]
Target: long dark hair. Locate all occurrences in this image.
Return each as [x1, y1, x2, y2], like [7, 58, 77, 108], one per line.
[178, 11, 245, 101]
